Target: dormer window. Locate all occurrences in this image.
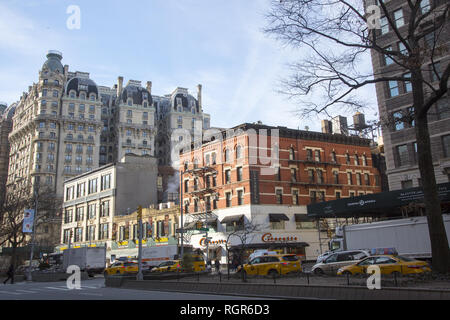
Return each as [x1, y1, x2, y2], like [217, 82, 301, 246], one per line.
[80, 93, 86, 100]
[128, 99, 132, 106]
[176, 97, 182, 106]
[70, 91, 75, 98]
[90, 94, 95, 101]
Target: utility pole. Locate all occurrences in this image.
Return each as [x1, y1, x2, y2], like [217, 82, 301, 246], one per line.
[27, 185, 38, 282]
[180, 170, 184, 261]
[137, 205, 143, 281]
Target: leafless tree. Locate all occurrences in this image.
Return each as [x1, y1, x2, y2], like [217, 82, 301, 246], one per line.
[0, 182, 62, 267]
[265, 0, 450, 273]
[224, 217, 262, 281]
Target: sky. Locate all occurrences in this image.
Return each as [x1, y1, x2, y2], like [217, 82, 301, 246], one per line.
[0, 0, 379, 133]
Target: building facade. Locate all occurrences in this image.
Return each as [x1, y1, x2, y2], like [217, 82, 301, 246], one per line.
[367, 0, 450, 190]
[58, 155, 158, 257]
[179, 123, 383, 261]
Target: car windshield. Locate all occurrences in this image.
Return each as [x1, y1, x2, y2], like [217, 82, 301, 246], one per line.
[396, 256, 415, 262]
[282, 255, 298, 261]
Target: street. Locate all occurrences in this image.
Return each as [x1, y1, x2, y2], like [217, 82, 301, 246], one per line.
[0, 277, 274, 300]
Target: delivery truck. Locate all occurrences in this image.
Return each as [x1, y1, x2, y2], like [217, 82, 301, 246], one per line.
[63, 247, 107, 276]
[141, 245, 178, 267]
[328, 214, 450, 260]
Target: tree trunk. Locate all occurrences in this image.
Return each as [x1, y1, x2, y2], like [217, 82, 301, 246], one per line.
[415, 114, 450, 273]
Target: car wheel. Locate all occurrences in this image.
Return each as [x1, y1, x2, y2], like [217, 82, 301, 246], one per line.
[314, 268, 324, 275]
[268, 269, 279, 277]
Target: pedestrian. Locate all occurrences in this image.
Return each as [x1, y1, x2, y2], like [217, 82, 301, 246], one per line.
[232, 257, 239, 272]
[215, 259, 220, 273]
[3, 264, 14, 285]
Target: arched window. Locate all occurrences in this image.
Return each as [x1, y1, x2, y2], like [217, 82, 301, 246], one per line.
[224, 148, 231, 163]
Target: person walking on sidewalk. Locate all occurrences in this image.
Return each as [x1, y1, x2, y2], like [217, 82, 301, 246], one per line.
[3, 264, 14, 285]
[215, 259, 220, 274]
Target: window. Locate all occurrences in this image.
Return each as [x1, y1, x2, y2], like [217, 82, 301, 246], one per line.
[347, 172, 353, 185]
[364, 173, 370, 186]
[88, 204, 96, 219]
[75, 207, 84, 222]
[42, 89, 47, 97]
[88, 178, 98, 194]
[396, 144, 409, 166]
[308, 169, 315, 183]
[236, 145, 243, 159]
[290, 168, 297, 182]
[431, 61, 442, 82]
[237, 190, 244, 206]
[380, 16, 389, 35]
[333, 171, 339, 184]
[436, 97, 450, 120]
[443, 135, 450, 158]
[101, 174, 111, 190]
[289, 148, 295, 160]
[225, 169, 231, 184]
[310, 191, 317, 204]
[393, 111, 405, 131]
[356, 173, 362, 185]
[394, 9, 404, 28]
[276, 189, 283, 204]
[74, 227, 83, 242]
[346, 153, 350, 165]
[362, 155, 368, 166]
[100, 201, 110, 217]
[271, 220, 285, 230]
[292, 190, 299, 205]
[237, 167, 243, 181]
[421, 0, 431, 13]
[389, 81, 399, 97]
[77, 183, 85, 197]
[314, 150, 321, 162]
[354, 154, 360, 166]
[226, 192, 232, 207]
[306, 149, 313, 161]
[384, 46, 394, 65]
[317, 170, 323, 184]
[398, 42, 407, 55]
[331, 151, 337, 163]
[336, 191, 341, 199]
[99, 223, 109, 240]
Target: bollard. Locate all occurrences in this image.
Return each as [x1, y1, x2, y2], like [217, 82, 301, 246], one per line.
[394, 272, 398, 287]
[306, 272, 310, 285]
[346, 273, 350, 286]
[219, 272, 222, 283]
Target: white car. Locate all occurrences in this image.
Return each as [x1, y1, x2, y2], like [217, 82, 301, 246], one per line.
[316, 251, 334, 264]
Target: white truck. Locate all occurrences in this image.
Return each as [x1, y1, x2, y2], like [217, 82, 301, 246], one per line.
[63, 247, 106, 276]
[141, 245, 178, 267]
[328, 214, 450, 260]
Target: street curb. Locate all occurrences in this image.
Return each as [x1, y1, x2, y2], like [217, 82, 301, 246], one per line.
[105, 277, 450, 300]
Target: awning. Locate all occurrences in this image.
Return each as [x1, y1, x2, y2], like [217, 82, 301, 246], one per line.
[269, 214, 290, 222]
[220, 215, 244, 224]
[184, 221, 197, 230]
[294, 214, 314, 222]
[229, 242, 309, 251]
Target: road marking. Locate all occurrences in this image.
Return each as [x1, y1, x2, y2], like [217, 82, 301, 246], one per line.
[0, 291, 21, 295]
[45, 286, 72, 291]
[15, 289, 38, 294]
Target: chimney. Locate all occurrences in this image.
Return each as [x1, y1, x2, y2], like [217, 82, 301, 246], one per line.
[64, 65, 69, 76]
[146, 81, 152, 95]
[117, 76, 123, 97]
[197, 84, 202, 111]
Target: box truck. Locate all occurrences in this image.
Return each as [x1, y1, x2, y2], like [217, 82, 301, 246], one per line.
[328, 214, 450, 260]
[63, 247, 106, 276]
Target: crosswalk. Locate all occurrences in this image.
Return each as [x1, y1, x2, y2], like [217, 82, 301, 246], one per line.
[0, 283, 104, 297]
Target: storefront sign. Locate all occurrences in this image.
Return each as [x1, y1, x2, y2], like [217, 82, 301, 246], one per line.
[199, 238, 227, 247]
[261, 233, 298, 242]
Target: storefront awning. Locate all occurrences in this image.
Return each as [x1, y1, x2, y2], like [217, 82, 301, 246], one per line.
[294, 214, 314, 222]
[220, 215, 244, 224]
[230, 242, 309, 251]
[269, 214, 290, 222]
[184, 221, 197, 230]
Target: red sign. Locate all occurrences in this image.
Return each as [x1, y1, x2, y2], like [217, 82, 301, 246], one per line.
[199, 238, 227, 247]
[262, 233, 298, 242]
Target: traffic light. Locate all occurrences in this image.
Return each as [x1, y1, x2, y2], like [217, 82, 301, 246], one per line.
[196, 221, 203, 230]
[137, 205, 143, 220]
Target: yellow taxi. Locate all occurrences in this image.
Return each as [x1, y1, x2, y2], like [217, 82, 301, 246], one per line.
[238, 254, 302, 276]
[104, 260, 138, 276]
[337, 255, 431, 276]
[151, 256, 206, 273]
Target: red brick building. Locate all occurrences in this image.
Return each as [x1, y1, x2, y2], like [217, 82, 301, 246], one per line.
[178, 123, 382, 261]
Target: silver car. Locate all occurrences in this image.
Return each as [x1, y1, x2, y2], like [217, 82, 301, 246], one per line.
[311, 250, 370, 275]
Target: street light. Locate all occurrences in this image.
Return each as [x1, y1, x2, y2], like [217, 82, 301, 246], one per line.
[137, 205, 143, 281]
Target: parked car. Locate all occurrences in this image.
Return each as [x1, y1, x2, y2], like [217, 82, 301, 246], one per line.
[238, 254, 302, 277]
[311, 250, 370, 275]
[104, 261, 138, 276]
[316, 251, 335, 263]
[151, 257, 206, 273]
[337, 255, 431, 276]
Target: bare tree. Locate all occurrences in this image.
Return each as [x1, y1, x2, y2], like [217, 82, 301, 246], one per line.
[0, 182, 62, 267]
[265, 0, 450, 273]
[224, 217, 261, 281]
